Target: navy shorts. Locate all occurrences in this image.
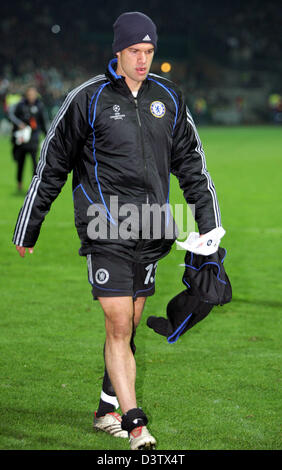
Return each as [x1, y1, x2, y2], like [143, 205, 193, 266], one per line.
[87, 253, 158, 300]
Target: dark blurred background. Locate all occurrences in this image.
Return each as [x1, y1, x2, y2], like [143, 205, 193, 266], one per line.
[1, 0, 281, 128]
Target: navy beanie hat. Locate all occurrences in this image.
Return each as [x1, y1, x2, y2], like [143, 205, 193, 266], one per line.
[112, 12, 158, 54]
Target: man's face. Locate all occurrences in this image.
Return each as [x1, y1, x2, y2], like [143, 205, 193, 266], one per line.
[116, 43, 154, 84]
[26, 87, 38, 104]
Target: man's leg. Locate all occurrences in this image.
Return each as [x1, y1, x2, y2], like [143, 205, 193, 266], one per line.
[99, 296, 137, 414]
[15, 147, 26, 191]
[97, 295, 155, 449]
[133, 296, 147, 330]
[96, 296, 146, 418]
[88, 253, 156, 446]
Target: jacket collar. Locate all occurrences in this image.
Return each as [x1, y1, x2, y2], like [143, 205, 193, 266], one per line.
[107, 58, 123, 81]
[106, 58, 149, 98]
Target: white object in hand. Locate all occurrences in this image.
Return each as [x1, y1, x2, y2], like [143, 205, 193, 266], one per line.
[176, 227, 226, 255]
[14, 126, 32, 145]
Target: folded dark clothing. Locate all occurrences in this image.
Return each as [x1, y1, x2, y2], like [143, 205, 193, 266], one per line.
[182, 247, 232, 305]
[147, 247, 232, 343]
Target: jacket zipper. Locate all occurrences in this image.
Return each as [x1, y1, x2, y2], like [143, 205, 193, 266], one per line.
[134, 98, 149, 204]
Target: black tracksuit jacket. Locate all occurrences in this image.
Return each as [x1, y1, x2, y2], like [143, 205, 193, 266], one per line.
[13, 58, 221, 262]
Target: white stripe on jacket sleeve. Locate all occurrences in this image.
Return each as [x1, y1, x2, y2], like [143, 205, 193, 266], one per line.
[13, 75, 105, 246]
[185, 106, 221, 228]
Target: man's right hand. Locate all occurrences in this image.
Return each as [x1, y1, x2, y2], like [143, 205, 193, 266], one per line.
[16, 246, 34, 257]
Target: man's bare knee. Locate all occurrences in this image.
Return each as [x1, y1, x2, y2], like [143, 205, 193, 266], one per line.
[106, 317, 133, 342]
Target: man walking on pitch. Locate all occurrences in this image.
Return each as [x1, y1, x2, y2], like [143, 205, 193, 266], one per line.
[13, 12, 222, 450]
[8, 86, 47, 192]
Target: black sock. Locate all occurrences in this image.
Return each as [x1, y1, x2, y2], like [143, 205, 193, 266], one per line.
[96, 368, 118, 417]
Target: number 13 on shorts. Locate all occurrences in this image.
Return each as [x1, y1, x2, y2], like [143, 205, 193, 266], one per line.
[144, 262, 158, 285]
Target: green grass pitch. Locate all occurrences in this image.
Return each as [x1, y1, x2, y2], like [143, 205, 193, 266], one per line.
[0, 126, 281, 450]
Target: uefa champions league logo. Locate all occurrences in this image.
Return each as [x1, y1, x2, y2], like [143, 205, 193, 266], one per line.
[110, 104, 125, 120]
